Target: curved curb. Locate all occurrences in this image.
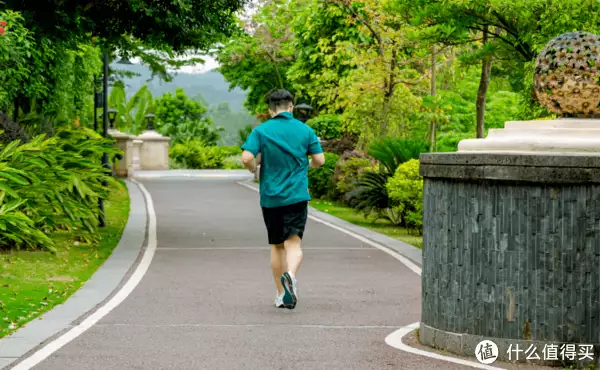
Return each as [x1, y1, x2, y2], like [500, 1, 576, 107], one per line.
[132, 170, 253, 180]
[385, 324, 505, 370]
[0, 180, 149, 370]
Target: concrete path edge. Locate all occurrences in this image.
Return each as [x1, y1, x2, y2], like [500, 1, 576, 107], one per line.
[0, 180, 148, 370]
[237, 179, 422, 266]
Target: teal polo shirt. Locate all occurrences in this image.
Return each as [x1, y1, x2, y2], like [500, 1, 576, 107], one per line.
[241, 112, 323, 208]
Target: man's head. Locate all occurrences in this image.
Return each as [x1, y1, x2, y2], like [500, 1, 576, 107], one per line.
[267, 89, 294, 117]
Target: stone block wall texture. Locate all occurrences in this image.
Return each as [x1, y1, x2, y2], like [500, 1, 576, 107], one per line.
[422, 178, 600, 344]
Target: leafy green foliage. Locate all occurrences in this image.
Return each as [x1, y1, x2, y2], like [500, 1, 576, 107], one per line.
[237, 124, 254, 146]
[108, 82, 154, 135]
[222, 155, 245, 169]
[287, 0, 362, 111]
[215, 0, 297, 115]
[367, 138, 429, 175]
[387, 159, 423, 234]
[0, 128, 121, 251]
[5, 0, 248, 55]
[169, 141, 240, 169]
[0, 181, 130, 338]
[154, 88, 223, 145]
[308, 152, 340, 199]
[0, 10, 102, 129]
[306, 114, 342, 140]
[345, 138, 427, 222]
[334, 157, 377, 200]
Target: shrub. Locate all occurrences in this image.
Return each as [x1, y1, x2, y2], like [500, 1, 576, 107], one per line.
[346, 138, 428, 223]
[308, 152, 339, 199]
[332, 150, 379, 201]
[169, 142, 240, 169]
[387, 159, 423, 234]
[222, 155, 244, 169]
[321, 135, 356, 155]
[0, 128, 122, 251]
[306, 114, 342, 140]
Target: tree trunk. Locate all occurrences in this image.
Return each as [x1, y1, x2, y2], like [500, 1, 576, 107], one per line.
[476, 25, 493, 139]
[380, 48, 398, 137]
[428, 45, 437, 151]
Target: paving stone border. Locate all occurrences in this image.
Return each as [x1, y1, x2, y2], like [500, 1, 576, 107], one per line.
[0, 181, 148, 370]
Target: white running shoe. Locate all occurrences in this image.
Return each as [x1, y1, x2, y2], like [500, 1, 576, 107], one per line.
[275, 292, 285, 308]
[281, 272, 298, 309]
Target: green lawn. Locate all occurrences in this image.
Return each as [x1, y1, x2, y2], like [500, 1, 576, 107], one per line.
[0, 182, 130, 338]
[309, 199, 423, 249]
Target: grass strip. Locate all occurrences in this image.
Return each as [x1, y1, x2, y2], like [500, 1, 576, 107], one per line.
[0, 182, 131, 338]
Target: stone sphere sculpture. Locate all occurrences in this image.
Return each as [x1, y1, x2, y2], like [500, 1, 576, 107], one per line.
[534, 31, 600, 118]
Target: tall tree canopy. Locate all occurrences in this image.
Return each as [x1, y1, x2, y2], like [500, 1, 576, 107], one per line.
[4, 0, 248, 52]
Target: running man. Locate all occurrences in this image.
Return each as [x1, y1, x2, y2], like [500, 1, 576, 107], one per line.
[241, 89, 325, 309]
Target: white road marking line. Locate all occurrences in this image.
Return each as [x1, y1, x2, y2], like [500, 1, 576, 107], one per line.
[11, 179, 158, 370]
[237, 181, 422, 275]
[96, 323, 403, 329]
[385, 323, 505, 370]
[134, 173, 252, 179]
[238, 180, 504, 369]
[157, 247, 374, 250]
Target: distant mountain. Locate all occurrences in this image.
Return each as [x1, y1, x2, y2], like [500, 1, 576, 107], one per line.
[110, 63, 258, 145]
[111, 63, 248, 112]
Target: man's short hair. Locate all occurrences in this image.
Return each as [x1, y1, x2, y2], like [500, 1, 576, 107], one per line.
[267, 89, 294, 112]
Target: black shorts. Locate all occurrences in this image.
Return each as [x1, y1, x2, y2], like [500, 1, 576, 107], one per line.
[261, 201, 308, 245]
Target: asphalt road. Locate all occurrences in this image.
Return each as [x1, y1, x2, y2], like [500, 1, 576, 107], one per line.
[30, 178, 469, 370]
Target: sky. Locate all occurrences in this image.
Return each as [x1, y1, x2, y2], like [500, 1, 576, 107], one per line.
[129, 1, 257, 75]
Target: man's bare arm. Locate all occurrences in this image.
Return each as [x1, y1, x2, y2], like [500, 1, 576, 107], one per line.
[309, 153, 325, 168]
[241, 150, 258, 173]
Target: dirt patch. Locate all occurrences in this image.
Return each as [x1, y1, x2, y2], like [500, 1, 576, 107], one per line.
[402, 329, 558, 369]
[47, 276, 76, 282]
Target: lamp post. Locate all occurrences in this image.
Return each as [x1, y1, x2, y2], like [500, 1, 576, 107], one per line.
[108, 108, 117, 129]
[145, 114, 156, 131]
[97, 52, 133, 227]
[294, 103, 313, 123]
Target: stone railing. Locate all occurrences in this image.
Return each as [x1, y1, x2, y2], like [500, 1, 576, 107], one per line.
[108, 128, 170, 177]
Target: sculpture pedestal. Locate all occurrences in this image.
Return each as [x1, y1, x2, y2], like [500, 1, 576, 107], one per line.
[108, 129, 131, 177]
[459, 119, 600, 153]
[137, 130, 170, 171]
[419, 119, 600, 367]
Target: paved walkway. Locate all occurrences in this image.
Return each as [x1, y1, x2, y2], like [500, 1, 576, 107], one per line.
[23, 177, 470, 369]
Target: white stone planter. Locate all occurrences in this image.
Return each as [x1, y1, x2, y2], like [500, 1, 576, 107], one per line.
[137, 130, 171, 171]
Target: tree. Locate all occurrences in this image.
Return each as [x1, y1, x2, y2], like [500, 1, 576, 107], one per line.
[2, 0, 249, 125]
[154, 88, 223, 145]
[286, 0, 362, 112]
[215, 0, 296, 116]
[393, 0, 600, 126]
[324, 0, 430, 142]
[5, 0, 248, 53]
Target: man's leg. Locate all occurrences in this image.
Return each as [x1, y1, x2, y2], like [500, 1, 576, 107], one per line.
[280, 201, 308, 309]
[271, 244, 286, 295]
[284, 235, 303, 276]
